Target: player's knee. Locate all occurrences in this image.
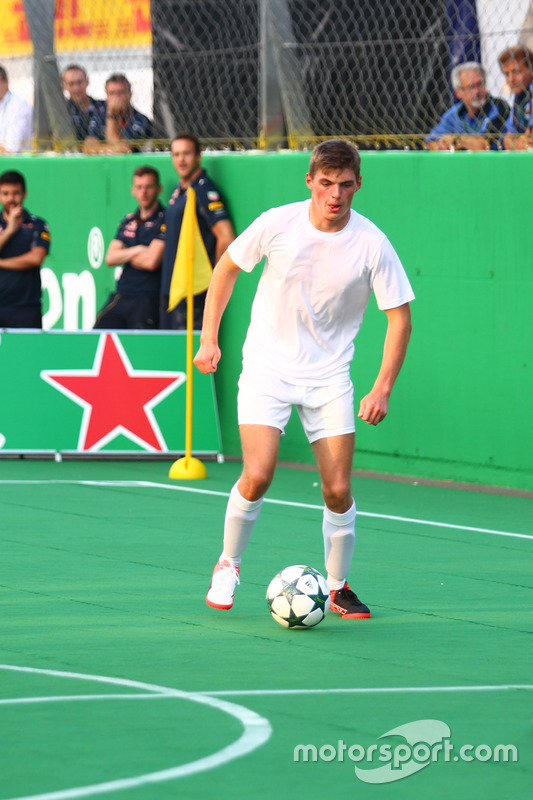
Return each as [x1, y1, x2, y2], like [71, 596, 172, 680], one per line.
[240, 468, 273, 501]
[322, 479, 352, 511]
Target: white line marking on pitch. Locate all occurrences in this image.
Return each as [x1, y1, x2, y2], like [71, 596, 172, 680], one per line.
[0, 665, 271, 800]
[0, 693, 171, 706]
[2, 479, 531, 541]
[199, 684, 533, 697]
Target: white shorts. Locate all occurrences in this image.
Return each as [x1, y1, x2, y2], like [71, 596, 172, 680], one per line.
[237, 370, 355, 444]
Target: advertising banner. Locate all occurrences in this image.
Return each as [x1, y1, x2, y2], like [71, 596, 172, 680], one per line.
[0, 330, 221, 456]
[1, 0, 151, 57]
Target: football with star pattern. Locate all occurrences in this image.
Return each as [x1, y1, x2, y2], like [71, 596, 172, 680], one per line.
[266, 565, 330, 628]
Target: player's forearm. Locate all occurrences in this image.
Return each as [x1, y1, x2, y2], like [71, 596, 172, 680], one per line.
[200, 251, 241, 345]
[194, 253, 240, 374]
[371, 304, 412, 397]
[358, 304, 411, 425]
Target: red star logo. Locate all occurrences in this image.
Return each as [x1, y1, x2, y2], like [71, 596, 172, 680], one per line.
[41, 333, 185, 452]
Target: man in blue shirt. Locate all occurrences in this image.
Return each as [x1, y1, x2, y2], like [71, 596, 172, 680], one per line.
[427, 62, 509, 151]
[160, 132, 235, 329]
[62, 64, 106, 142]
[84, 73, 153, 154]
[94, 166, 165, 329]
[498, 45, 533, 151]
[0, 170, 50, 328]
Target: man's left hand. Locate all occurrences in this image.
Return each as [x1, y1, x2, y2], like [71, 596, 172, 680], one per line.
[358, 392, 389, 426]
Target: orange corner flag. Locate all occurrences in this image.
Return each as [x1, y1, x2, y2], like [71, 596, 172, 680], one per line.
[168, 187, 213, 311]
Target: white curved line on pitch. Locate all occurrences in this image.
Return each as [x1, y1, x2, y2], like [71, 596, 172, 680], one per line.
[0, 665, 271, 800]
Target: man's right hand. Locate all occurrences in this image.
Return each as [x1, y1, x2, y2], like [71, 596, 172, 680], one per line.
[6, 205, 23, 233]
[194, 342, 221, 374]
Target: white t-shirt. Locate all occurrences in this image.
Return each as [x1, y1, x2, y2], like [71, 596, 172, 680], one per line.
[0, 91, 33, 153]
[228, 199, 415, 386]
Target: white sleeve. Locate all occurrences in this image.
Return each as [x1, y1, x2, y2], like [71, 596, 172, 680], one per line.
[369, 236, 415, 310]
[4, 96, 33, 153]
[227, 212, 268, 273]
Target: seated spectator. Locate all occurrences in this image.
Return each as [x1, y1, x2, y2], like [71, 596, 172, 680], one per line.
[0, 170, 51, 328]
[83, 74, 153, 154]
[498, 45, 533, 150]
[93, 166, 165, 329]
[62, 64, 105, 142]
[427, 62, 509, 150]
[0, 66, 33, 154]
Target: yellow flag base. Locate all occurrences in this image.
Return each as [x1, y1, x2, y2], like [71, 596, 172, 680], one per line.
[169, 456, 207, 480]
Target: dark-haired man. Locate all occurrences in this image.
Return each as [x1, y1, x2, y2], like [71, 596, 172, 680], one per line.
[0, 170, 50, 328]
[84, 73, 153, 154]
[194, 139, 414, 620]
[160, 132, 235, 329]
[94, 166, 165, 329]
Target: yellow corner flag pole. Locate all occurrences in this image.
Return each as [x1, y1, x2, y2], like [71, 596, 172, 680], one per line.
[169, 187, 211, 480]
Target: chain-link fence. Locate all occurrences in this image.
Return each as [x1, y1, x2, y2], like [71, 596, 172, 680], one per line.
[153, 0, 533, 149]
[1, 0, 532, 151]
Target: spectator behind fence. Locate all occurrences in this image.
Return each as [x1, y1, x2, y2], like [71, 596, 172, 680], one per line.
[93, 166, 166, 330]
[427, 62, 509, 150]
[62, 64, 106, 143]
[498, 45, 533, 150]
[160, 132, 236, 330]
[0, 66, 33, 154]
[0, 170, 50, 328]
[83, 73, 153, 154]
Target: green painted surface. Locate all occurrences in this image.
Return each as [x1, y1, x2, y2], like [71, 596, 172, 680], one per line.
[1, 460, 532, 798]
[0, 152, 531, 489]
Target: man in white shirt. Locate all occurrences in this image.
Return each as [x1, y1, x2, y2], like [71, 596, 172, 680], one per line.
[0, 66, 33, 154]
[194, 139, 414, 620]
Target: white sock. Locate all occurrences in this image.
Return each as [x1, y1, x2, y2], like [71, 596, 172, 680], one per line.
[220, 482, 264, 568]
[323, 500, 356, 591]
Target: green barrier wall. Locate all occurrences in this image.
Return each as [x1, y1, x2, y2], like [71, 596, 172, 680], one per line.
[0, 152, 531, 490]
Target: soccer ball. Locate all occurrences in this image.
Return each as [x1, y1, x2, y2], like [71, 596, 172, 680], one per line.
[266, 565, 330, 628]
